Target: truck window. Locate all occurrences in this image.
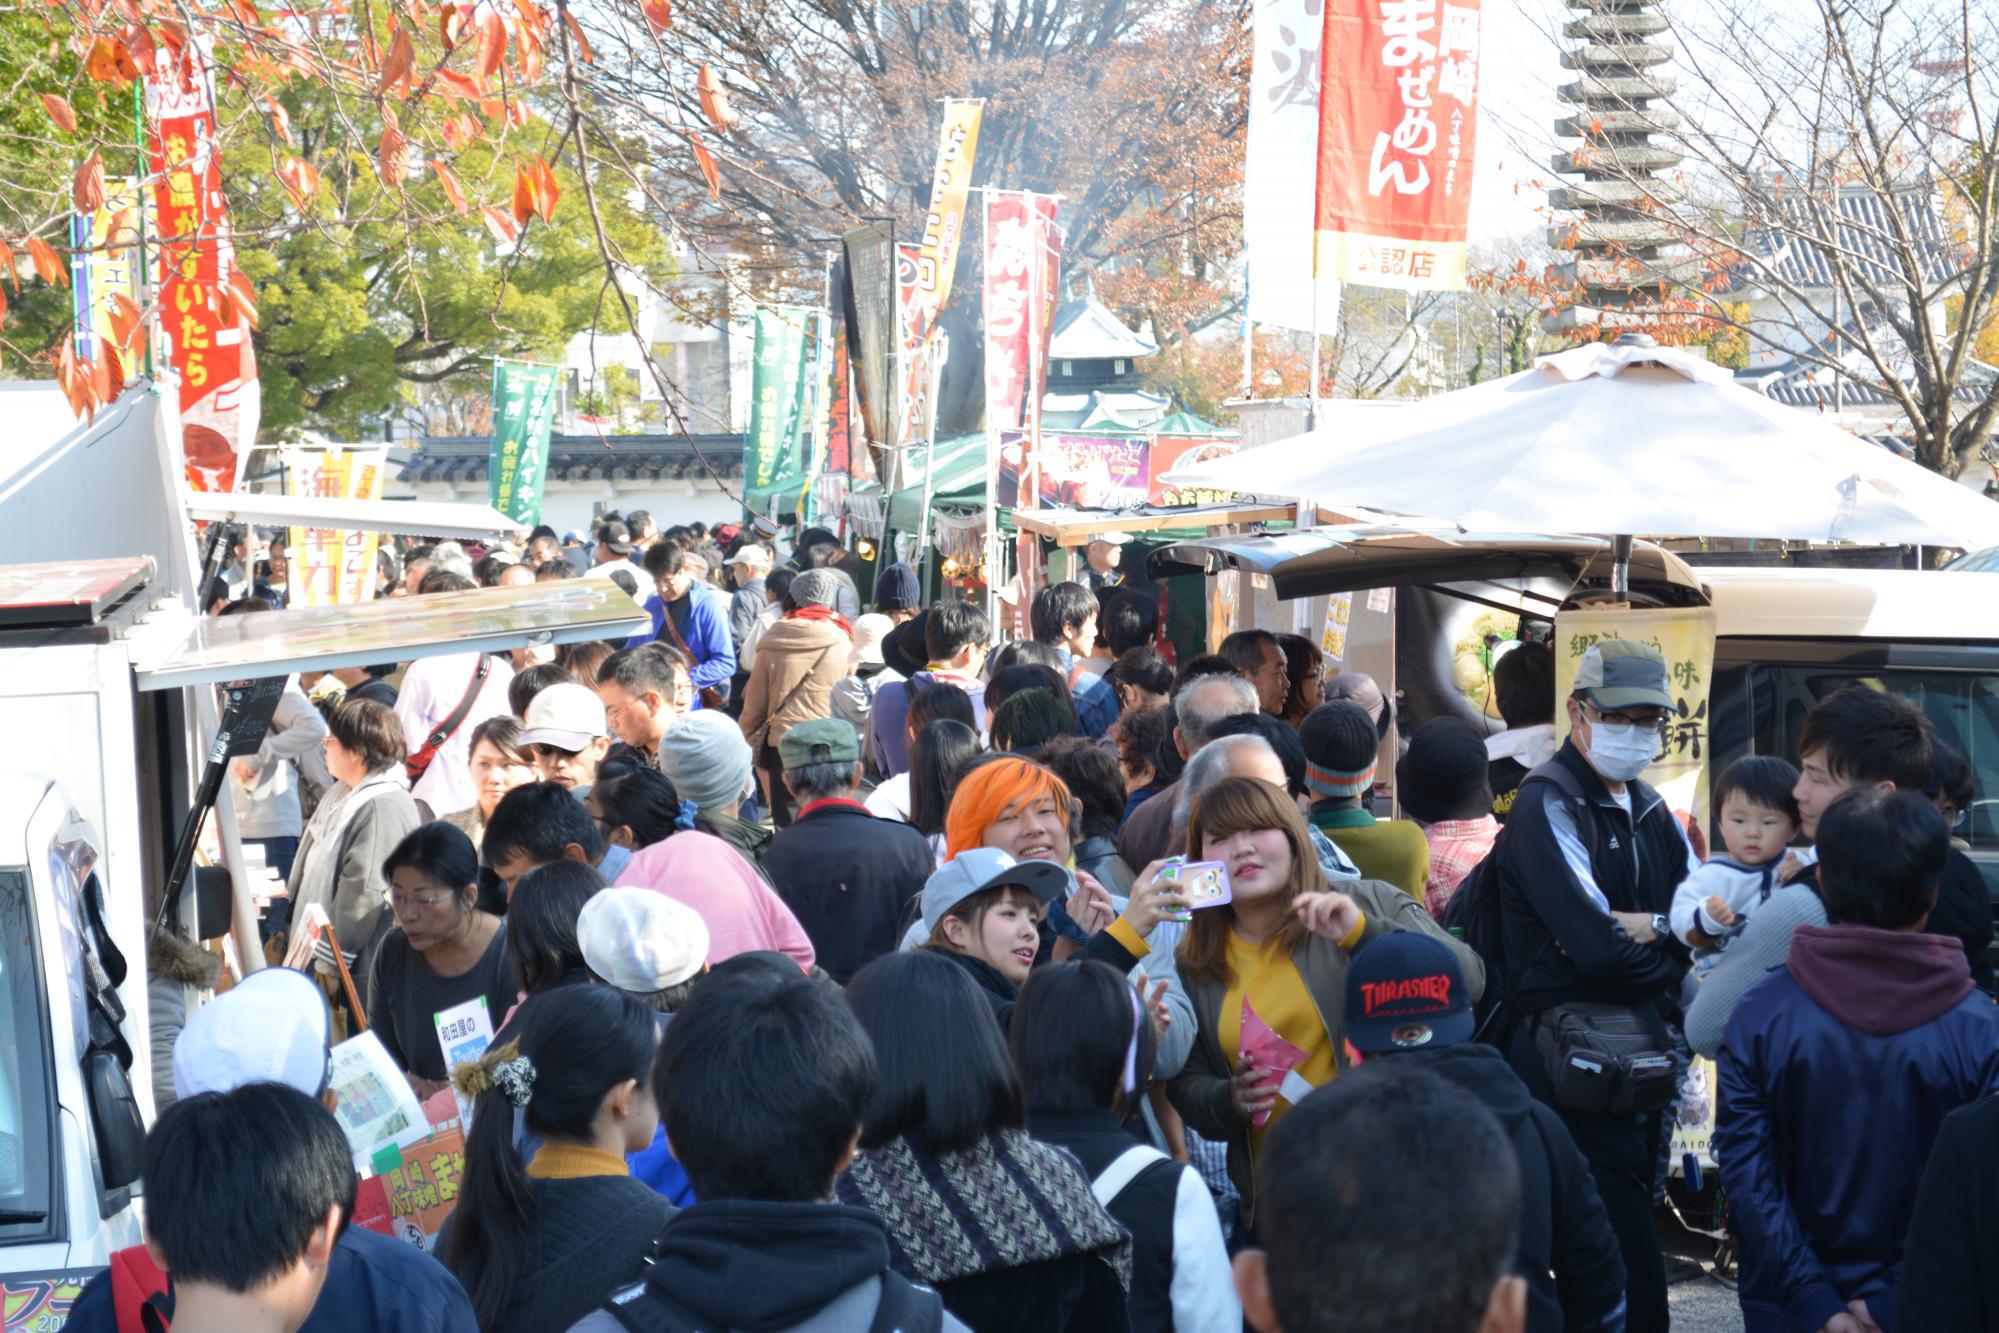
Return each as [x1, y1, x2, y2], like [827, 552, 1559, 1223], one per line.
[0, 866, 58, 1242]
[1756, 666, 1999, 852]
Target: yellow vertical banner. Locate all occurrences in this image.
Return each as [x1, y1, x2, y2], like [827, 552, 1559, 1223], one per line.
[284, 447, 388, 606]
[914, 98, 984, 326]
[1552, 605, 1718, 828]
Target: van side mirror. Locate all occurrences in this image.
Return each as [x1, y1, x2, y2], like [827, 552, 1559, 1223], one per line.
[86, 1050, 146, 1191]
[192, 866, 233, 941]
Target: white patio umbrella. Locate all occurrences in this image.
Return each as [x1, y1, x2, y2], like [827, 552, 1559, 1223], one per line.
[1164, 336, 1999, 552]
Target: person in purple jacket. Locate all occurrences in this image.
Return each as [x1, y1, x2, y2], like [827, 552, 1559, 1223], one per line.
[869, 599, 991, 778]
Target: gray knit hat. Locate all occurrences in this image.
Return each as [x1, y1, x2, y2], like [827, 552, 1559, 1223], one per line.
[791, 568, 840, 609]
[659, 710, 755, 814]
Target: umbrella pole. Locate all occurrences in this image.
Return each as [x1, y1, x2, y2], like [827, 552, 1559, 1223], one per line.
[1611, 533, 1633, 604]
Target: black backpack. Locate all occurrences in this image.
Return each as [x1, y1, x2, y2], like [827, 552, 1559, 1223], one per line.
[1441, 760, 1598, 1038]
[601, 1270, 944, 1333]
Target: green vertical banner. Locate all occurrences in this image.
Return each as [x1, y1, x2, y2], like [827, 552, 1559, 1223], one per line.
[743, 305, 816, 516]
[490, 358, 561, 525]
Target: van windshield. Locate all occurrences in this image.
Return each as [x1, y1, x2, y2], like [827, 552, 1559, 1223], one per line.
[0, 866, 57, 1242]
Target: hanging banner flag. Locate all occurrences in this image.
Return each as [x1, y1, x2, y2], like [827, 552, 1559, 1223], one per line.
[70, 179, 144, 367]
[283, 446, 388, 606]
[1246, 0, 1341, 331]
[842, 222, 896, 466]
[983, 192, 1063, 509]
[912, 99, 984, 325]
[1149, 434, 1241, 505]
[826, 257, 854, 480]
[895, 244, 935, 452]
[145, 42, 261, 492]
[744, 306, 817, 514]
[1315, 0, 1482, 290]
[488, 360, 561, 526]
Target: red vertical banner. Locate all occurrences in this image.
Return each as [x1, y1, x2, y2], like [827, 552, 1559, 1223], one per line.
[894, 244, 934, 452]
[983, 192, 1062, 508]
[826, 258, 853, 480]
[1314, 0, 1481, 291]
[145, 42, 259, 492]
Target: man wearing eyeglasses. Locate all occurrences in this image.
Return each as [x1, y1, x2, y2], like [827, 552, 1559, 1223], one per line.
[1491, 639, 1698, 1333]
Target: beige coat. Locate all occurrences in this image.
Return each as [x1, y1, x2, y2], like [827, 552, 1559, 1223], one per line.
[739, 616, 851, 751]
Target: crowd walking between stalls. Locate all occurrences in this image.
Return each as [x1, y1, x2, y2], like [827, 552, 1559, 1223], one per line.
[70, 515, 1999, 1333]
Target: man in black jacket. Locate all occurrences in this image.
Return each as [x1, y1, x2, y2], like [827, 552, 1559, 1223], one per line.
[1493, 640, 1694, 1333]
[1345, 933, 1626, 1333]
[764, 718, 935, 983]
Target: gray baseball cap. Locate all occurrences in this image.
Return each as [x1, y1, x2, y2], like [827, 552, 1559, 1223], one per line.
[920, 849, 1070, 935]
[1573, 640, 1674, 712]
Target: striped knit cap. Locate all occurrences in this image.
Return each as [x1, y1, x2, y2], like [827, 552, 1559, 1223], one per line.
[1301, 700, 1381, 798]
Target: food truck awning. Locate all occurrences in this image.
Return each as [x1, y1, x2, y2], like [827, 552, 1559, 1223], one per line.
[134, 578, 649, 690]
[183, 492, 522, 540]
[1147, 526, 1707, 604]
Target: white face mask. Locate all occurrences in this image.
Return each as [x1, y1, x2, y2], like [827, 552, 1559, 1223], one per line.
[1583, 723, 1657, 783]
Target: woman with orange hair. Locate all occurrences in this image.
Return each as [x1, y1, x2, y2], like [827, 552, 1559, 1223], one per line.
[1163, 774, 1466, 1230]
[925, 754, 1193, 1047]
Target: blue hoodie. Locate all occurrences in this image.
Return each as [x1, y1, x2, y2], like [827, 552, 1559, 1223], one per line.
[867, 669, 988, 778]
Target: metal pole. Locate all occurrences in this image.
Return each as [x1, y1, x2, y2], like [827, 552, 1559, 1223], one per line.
[1611, 533, 1633, 604]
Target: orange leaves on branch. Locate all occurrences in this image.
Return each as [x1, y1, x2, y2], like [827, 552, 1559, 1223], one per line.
[265, 95, 293, 146]
[85, 37, 129, 84]
[517, 26, 543, 82]
[106, 291, 143, 349]
[42, 93, 78, 135]
[431, 158, 467, 213]
[505, 100, 532, 129]
[73, 152, 106, 213]
[439, 4, 469, 49]
[561, 8, 595, 62]
[216, 268, 258, 331]
[55, 333, 104, 422]
[510, 156, 559, 225]
[477, 11, 506, 81]
[0, 239, 17, 291]
[639, 0, 671, 35]
[378, 123, 410, 189]
[435, 69, 483, 100]
[479, 94, 504, 118]
[224, 0, 261, 28]
[441, 112, 481, 150]
[688, 131, 720, 201]
[380, 25, 416, 97]
[277, 156, 321, 210]
[481, 204, 519, 244]
[28, 236, 68, 287]
[697, 66, 736, 132]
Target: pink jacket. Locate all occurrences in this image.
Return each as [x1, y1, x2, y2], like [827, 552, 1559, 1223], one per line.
[613, 830, 816, 971]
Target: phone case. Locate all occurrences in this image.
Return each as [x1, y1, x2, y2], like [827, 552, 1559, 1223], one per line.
[1161, 858, 1233, 915]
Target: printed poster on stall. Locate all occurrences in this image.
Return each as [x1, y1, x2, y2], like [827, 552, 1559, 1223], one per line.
[1321, 591, 1354, 663]
[1315, 0, 1483, 290]
[1149, 435, 1241, 505]
[351, 1123, 467, 1252]
[1552, 604, 1716, 826]
[488, 359, 560, 526]
[284, 447, 387, 606]
[996, 430, 1150, 510]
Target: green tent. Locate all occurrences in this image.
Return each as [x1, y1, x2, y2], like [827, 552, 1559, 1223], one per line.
[1154, 409, 1233, 436]
[885, 432, 988, 530]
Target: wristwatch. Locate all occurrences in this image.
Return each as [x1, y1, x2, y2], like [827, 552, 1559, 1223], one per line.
[1650, 913, 1670, 943]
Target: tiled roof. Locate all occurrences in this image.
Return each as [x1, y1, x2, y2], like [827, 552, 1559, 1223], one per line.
[1733, 185, 1960, 293]
[1739, 344, 1994, 412]
[1041, 388, 1173, 430]
[399, 432, 746, 485]
[1048, 294, 1160, 362]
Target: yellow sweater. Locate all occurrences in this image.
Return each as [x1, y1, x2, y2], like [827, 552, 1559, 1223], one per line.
[1219, 932, 1343, 1157]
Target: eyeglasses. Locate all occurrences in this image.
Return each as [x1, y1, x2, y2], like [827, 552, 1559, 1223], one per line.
[389, 890, 454, 916]
[1583, 703, 1668, 735]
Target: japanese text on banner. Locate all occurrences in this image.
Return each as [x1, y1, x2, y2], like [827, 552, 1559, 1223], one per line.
[1315, 0, 1482, 290]
[1552, 605, 1717, 828]
[488, 360, 561, 526]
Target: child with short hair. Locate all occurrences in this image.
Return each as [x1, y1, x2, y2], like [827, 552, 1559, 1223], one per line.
[1670, 755, 1802, 975]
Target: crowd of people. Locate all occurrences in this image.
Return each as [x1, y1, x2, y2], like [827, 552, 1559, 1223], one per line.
[86, 514, 1999, 1333]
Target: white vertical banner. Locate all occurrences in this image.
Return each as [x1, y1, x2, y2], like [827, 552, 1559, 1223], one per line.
[1246, 0, 1341, 332]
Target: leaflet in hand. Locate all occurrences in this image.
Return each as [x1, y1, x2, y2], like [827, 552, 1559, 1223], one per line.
[329, 1030, 431, 1174]
[1240, 996, 1313, 1127]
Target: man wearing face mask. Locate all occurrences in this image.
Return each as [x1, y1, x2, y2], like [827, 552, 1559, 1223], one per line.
[1492, 639, 1695, 1333]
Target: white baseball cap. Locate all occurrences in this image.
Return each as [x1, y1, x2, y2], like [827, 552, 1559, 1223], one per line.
[173, 966, 331, 1099]
[726, 545, 773, 573]
[851, 613, 894, 667]
[519, 682, 609, 750]
[578, 888, 711, 991]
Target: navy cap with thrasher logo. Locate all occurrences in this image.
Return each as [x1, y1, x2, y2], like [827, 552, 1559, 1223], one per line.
[1343, 933, 1476, 1054]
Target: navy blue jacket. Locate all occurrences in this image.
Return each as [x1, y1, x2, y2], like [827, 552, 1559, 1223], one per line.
[1716, 923, 1999, 1331]
[65, 1224, 478, 1333]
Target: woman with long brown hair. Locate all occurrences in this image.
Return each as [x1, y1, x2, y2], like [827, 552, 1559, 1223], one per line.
[1163, 774, 1457, 1232]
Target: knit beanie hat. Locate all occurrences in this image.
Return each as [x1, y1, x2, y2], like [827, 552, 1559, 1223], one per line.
[1300, 700, 1380, 799]
[875, 562, 921, 611]
[791, 568, 840, 609]
[1396, 717, 1493, 824]
[659, 710, 755, 815]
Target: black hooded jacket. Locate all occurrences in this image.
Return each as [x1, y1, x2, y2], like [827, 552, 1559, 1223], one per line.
[1388, 1043, 1627, 1332]
[578, 1199, 953, 1332]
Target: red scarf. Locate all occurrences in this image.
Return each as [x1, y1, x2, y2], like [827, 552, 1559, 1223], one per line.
[786, 604, 854, 637]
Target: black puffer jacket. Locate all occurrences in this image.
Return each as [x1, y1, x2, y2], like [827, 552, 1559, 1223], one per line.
[1390, 1043, 1626, 1332]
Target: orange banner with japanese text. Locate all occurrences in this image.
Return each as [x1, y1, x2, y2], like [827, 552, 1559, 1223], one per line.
[145, 40, 260, 492]
[284, 447, 388, 607]
[1314, 0, 1482, 290]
